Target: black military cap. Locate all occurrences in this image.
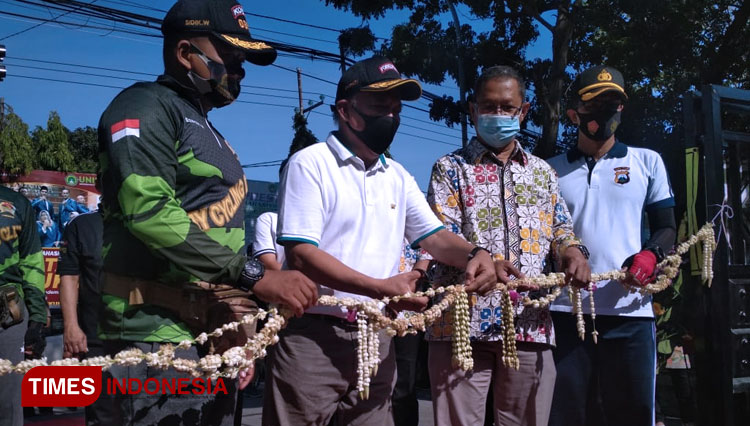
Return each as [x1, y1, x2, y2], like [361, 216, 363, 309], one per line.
[572, 65, 628, 102]
[161, 0, 277, 66]
[335, 56, 422, 102]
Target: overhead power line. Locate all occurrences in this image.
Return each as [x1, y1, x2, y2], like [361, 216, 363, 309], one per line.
[6, 56, 459, 136]
[7, 55, 331, 97]
[0, 0, 94, 40]
[2, 0, 459, 102]
[5, 71, 461, 147]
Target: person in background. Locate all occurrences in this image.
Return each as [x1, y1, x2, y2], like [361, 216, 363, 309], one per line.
[0, 186, 47, 426]
[59, 210, 108, 425]
[60, 189, 90, 229]
[252, 211, 284, 271]
[36, 210, 60, 247]
[59, 188, 77, 228]
[32, 186, 54, 220]
[76, 194, 90, 214]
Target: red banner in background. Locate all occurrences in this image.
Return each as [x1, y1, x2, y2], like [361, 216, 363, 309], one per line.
[43, 248, 60, 307]
[2, 170, 100, 212]
[2, 170, 100, 309]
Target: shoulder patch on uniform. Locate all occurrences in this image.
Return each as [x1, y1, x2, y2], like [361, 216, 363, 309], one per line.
[111, 119, 140, 143]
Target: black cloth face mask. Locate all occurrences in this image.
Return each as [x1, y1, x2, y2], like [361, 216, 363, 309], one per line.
[576, 108, 621, 141]
[188, 44, 245, 109]
[347, 105, 401, 155]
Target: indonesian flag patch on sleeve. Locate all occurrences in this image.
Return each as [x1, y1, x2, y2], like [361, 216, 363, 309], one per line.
[111, 119, 140, 143]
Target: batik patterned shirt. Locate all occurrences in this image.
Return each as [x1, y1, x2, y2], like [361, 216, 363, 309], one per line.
[425, 138, 579, 345]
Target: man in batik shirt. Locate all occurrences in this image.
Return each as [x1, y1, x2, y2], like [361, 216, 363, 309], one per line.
[424, 65, 591, 426]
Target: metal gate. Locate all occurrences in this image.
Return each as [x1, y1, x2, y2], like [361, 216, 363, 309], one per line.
[682, 84, 750, 425]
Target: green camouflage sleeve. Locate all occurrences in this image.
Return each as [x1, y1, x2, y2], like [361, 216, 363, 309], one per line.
[100, 86, 245, 284]
[18, 195, 46, 323]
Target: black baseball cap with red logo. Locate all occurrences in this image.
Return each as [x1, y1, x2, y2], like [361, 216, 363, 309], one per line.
[335, 56, 422, 102]
[161, 0, 277, 66]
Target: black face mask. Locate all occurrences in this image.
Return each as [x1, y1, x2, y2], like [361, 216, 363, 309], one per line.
[347, 106, 400, 155]
[188, 44, 245, 109]
[576, 108, 621, 141]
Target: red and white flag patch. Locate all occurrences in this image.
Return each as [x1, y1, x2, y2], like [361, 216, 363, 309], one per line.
[111, 119, 140, 143]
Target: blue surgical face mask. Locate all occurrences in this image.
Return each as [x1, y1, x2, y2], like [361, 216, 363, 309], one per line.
[475, 113, 520, 149]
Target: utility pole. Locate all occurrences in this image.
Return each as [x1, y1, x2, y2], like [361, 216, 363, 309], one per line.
[296, 68, 304, 112]
[0, 44, 6, 83]
[447, 1, 468, 147]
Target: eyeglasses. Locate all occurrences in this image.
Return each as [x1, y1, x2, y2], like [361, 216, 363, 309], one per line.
[190, 43, 245, 73]
[476, 103, 523, 117]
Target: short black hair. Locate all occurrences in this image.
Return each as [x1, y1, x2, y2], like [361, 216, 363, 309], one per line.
[162, 32, 195, 67]
[40, 186, 48, 192]
[331, 104, 340, 127]
[473, 65, 526, 101]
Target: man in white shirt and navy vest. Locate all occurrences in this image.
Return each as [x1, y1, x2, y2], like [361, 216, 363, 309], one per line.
[262, 56, 517, 426]
[546, 65, 676, 426]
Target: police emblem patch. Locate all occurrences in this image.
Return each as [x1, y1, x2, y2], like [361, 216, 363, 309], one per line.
[614, 166, 630, 184]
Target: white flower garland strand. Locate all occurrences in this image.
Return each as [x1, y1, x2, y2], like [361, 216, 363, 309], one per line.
[451, 289, 473, 371]
[588, 283, 598, 344]
[501, 288, 520, 369]
[0, 224, 717, 396]
[570, 287, 585, 340]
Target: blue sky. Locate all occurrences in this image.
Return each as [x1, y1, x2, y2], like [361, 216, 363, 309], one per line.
[0, 0, 551, 189]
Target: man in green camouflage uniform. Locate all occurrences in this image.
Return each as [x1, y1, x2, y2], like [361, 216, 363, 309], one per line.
[0, 186, 47, 426]
[96, 0, 317, 424]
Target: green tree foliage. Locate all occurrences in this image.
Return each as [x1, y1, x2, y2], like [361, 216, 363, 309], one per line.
[0, 105, 36, 176]
[289, 112, 319, 158]
[32, 111, 76, 172]
[2, 107, 99, 174]
[324, 0, 750, 157]
[67, 126, 99, 173]
[568, 0, 750, 151]
[324, 0, 571, 156]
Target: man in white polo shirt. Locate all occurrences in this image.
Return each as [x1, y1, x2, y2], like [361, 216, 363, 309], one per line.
[546, 65, 676, 426]
[262, 56, 512, 426]
[252, 211, 284, 270]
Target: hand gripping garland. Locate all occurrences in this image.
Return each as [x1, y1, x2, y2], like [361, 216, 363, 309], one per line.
[0, 224, 716, 400]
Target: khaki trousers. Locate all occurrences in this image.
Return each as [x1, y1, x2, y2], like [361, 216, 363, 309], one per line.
[428, 340, 556, 426]
[262, 314, 396, 426]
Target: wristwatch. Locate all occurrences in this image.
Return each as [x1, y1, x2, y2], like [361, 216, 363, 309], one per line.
[237, 258, 266, 292]
[645, 245, 666, 262]
[467, 246, 490, 262]
[570, 244, 590, 260]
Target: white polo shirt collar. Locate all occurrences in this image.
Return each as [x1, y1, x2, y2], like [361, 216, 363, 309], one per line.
[327, 131, 388, 172]
[566, 140, 628, 163]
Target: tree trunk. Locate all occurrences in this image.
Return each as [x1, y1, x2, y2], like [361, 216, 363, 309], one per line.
[534, 0, 574, 159]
